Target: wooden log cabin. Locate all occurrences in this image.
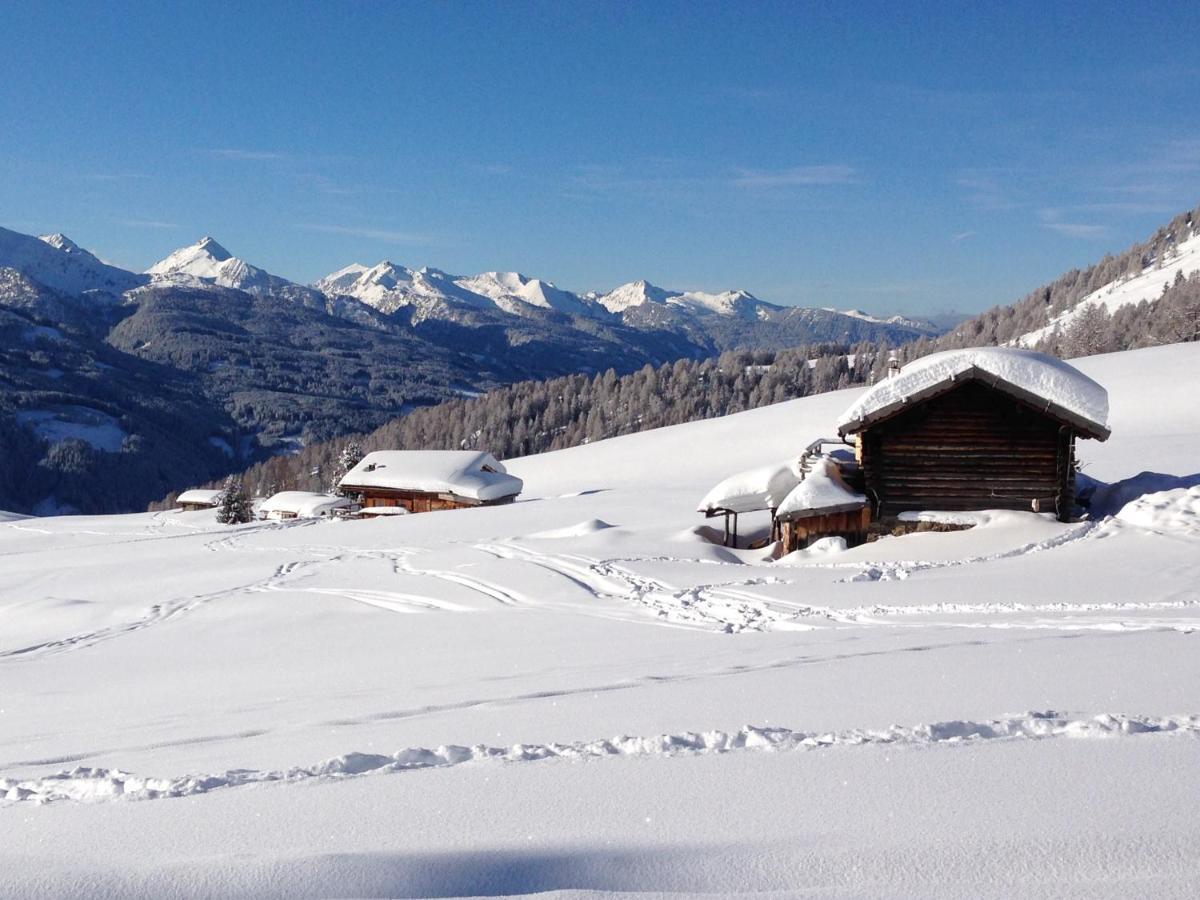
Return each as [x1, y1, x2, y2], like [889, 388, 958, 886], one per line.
[836, 348, 1110, 522]
[338, 450, 523, 516]
[175, 489, 223, 512]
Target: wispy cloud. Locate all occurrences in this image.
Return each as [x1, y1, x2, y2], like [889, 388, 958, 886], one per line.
[208, 148, 287, 161]
[732, 165, 858, 188]
[82, 172, 153, 181]
[1038, 207, 1109, 239]
[952, 230, 976, 243]
[115, 218, 180, 229]
[954, 172, 1020, 211]
[297, 224, 432, 245]
[1041, 221, 1110, 239]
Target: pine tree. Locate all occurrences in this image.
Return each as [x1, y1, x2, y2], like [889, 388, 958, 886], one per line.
[331, 441, 365, 495]
[216, 475, 254, 524]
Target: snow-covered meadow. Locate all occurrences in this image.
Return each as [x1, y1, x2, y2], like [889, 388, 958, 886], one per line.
[2, 343, 1199, 897]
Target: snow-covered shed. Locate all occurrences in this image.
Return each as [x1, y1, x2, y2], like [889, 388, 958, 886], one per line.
[774, 458, 869, 551]
[176, 489, 223, 512]
[338, 450, 522, 514]
[836, 347, 1110, 521]
[259, 491, 353, 520]
[696, 458, 803, 546]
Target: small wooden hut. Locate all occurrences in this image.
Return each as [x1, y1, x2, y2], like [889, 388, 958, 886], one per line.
[339, 450, 522, 516]
[836, 348, 1110, 522]
[774, 458, 870, 552]
[258, 491, 353, 520]
[176, 489, 223, 512]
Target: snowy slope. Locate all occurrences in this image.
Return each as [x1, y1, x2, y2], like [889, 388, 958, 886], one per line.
[0, 226, 144, 295]
[1017, 229, 1200, 347]
[2, 342, 1199, 896]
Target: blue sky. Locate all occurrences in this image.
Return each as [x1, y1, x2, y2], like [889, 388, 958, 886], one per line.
[2, 1, 1198, 315]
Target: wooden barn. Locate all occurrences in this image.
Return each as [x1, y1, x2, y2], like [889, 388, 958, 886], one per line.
[836, 347, 1110, 522]
[175, 489, 223, 512]
[338, 450, 523, 516]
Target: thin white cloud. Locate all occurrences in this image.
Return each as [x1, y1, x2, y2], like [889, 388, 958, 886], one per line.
[82, 172, 153, 181]
[732, 165, 858, 187]
[1041, 222, 1109, 239]
[116, 218, 180, 229]
[952, 230, 976, 243]
[209, 148, 287, 161]
[298, 224, 432, 245]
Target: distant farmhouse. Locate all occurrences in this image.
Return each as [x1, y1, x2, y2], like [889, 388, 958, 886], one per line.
[258, 491, 354, 521]
[338, 450, 522, 516]
[175, 489, 223, 512]
[701, 348, 1110, 552]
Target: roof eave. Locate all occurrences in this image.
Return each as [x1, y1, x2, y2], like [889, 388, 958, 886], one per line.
[837, 367, 1110, 441]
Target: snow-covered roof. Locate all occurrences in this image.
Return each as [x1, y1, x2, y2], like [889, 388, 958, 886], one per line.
[339, 450, 523, 502]
[176, 489, 223, 506]
[836, 347, 1110, 440]
[697, 458, 803, 514]
[259, 491, 352, 517]
[775, 458, 867, 521]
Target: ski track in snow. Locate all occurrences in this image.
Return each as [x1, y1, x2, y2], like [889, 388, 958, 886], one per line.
[4, 711, 1197, 806]
[5, 509, 1196, 664]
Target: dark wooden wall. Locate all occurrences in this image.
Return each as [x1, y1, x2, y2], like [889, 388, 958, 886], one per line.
[780, 507, 871, 553]
[356, 487, 516, 514]
[859, 380, 1076, 521]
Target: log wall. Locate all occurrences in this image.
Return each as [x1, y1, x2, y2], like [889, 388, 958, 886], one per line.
[780, 507, 871, 553]
[859, 380, 1076, 521]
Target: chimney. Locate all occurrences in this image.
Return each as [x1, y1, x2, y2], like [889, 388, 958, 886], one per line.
[887, 356, 901, 379]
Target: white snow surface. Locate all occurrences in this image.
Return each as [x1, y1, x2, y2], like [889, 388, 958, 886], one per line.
[837, 345, 1110, 436]
[775, 457, 867, 518]
[1018, 228, 1200, 347]
[340, 450, 523, 501]
[696, 457, 802, 513]
[3, 342, 1200, 898]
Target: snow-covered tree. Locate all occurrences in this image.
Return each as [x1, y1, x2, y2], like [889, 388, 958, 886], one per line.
[216, 475, 254, 524]
[331, 441, 365, 495]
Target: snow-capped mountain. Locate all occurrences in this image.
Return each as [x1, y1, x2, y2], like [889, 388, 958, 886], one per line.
[0, 226, 145, 296]
[457, 271, 598, 317]
[317, 262, 598, 321]
[147, 237, 302, 296]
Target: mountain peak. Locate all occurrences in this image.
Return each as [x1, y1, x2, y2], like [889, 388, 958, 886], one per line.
[39, 233, 85, 255]
[194, 236, 232, 261]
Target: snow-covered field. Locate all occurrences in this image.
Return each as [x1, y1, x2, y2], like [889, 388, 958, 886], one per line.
[2, 343, 1199, 898]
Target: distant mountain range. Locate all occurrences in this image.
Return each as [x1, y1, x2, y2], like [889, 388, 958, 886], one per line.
[0, 224, 944, 514]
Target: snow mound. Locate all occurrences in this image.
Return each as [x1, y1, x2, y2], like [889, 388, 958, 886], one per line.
[1116, 486, 1200, 536]
[837, 346, 1110, 438]
[527, 519, 616, 539]
[6, 711, 1196, 805]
